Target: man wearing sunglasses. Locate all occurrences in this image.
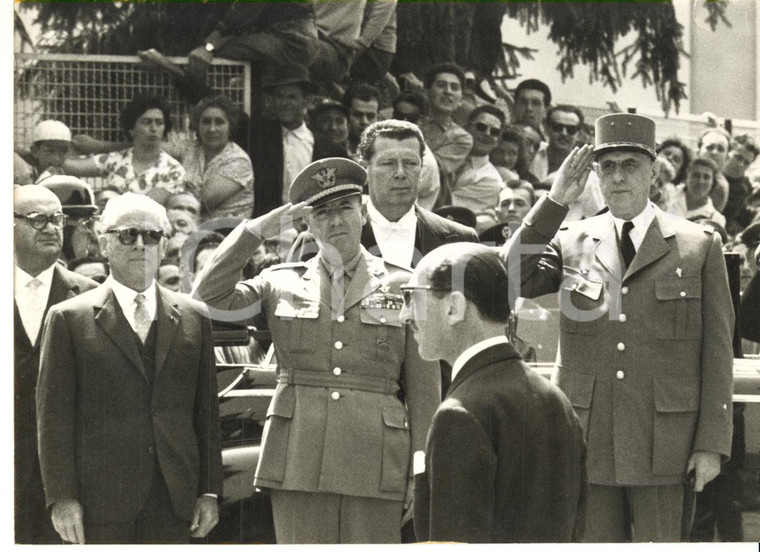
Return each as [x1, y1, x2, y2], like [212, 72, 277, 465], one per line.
[398, 243, 586, 542]
[452, 105, 507, 215]
[193, 157, 440, 543]
[543, 105, 604, 221]
[14, 185, 99, 544]
[37, 193, 222, 544]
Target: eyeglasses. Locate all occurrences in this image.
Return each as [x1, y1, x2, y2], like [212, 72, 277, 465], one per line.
[474, 122, 502, 138]
[399, 284, 448, 306]
[549, 122, 580, 136]
[105, 228, 165, 245]
[14, 211, 68, 230]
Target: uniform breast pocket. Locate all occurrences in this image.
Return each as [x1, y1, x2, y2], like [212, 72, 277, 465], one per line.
[654, 277, 702, 340]
[274, 297, 320, 352]
[559, 268, 605, 335]
[359, 307, 403, 364]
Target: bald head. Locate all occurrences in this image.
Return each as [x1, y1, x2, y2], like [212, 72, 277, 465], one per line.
[14, 185, 65, 275]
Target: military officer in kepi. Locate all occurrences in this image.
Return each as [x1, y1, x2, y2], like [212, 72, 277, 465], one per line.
[193, 157, 441, 544]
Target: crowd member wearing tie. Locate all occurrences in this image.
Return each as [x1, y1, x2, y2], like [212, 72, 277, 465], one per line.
[193, 158, 440, 543]
[503, 114, 734, 541]
[36, 193, 222, 544]
[14, 185, 98, 543]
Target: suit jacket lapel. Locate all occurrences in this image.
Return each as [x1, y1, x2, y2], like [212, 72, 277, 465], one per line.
[14, 300, 32, 351]
[94, 286, 147, 381]
[361, 221, 382, 257]
[154, 287, 181, 379]
[591, 214, 623, 283]
[624, 212, 672, 281]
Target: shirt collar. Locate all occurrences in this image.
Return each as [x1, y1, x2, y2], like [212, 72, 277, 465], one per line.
[468, 155, 490, 170]
[106, 275, 157, 314]
[366, 198, 417, 229]
[319, 248, 364, 279]
[611, 201, 656, 243]
[451, 335, 509, 383]
[282, 121, 311, 140]
[14, 263, 56, 295]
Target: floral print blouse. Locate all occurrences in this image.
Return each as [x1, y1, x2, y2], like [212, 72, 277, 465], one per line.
[93, 148, 185, 195]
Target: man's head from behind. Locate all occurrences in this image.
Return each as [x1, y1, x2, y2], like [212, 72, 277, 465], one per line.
[30, 120, 72, 172]
[513, 79, 551, 128]
[466, 105, 507, 157]
[343, 83, 380, 142]
[14, 185, 66, 275]
[98, 193, 172, 292]
[399, 243, 511, 363]
[358, 120, 425, 221]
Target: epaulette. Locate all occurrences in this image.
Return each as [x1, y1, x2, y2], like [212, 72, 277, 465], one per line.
[559, 224, 569, 231]
[266, 261, 308, 273]
[702, 225, 715, 235]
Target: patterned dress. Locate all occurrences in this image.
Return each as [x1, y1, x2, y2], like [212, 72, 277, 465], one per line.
[93, 148, 185, 196]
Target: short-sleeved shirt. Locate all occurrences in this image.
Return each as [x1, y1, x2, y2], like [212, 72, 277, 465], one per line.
[93, 148, 185, 196]
[181, 141, 254, 221]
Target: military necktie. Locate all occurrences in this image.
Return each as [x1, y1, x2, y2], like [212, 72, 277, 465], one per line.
[621, 220, 636, 269]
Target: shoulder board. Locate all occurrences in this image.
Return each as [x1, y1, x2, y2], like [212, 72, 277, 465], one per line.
[267, 261, 308, 272]
[702, 225, 715, 235]
[559, 225, 569, 231]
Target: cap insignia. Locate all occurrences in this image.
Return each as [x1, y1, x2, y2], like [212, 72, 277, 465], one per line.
[312, 167, 337, 189]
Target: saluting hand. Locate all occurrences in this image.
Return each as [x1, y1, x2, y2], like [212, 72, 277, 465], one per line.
[245, 202, 312, 241]
[548, 144, 594, 207]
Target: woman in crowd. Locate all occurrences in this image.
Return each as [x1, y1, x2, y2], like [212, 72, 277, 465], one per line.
[667, 157, 726, 226]
[64, 93, 185, 204]
[656, 137, 693, 185]
[490, 125, 541, 188]
[171, 95, 254, 221]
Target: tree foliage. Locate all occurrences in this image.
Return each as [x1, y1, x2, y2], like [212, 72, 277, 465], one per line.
[18, 0, 729, 113]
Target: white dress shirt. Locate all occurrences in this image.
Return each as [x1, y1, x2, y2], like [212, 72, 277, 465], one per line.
[611, 201, 657, 252]
[282, 122, 315, 203]
[15, 263, 56, 344]
[366, 199, 417, 268]
[451, 155, 505, 213]
[107, 276, 157, 333]
[450, 335, 510, 383]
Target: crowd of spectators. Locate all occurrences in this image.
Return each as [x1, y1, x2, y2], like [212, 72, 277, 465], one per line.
[12, 0, 760, 544]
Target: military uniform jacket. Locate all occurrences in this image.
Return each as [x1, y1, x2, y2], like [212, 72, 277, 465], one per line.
[193, 222, 441, 501]
[505, 196, 734, 486]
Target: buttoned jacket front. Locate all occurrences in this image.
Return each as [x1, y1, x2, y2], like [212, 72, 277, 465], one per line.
[505, 196, 734, 486]
[194, 222, 440, 501]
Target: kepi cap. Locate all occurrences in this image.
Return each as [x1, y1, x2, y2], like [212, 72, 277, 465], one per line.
[594, 113, 656, 160]
[33, 120, 72, 143]
[289, 157, 365, 207]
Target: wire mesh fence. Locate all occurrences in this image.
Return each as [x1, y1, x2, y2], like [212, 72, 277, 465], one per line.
[14, 53, 251, 150]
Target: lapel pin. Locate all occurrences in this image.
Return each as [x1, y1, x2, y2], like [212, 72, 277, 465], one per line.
[676, 267, 682, 278]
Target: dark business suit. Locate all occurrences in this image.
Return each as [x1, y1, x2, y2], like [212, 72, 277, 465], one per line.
[414, 342, 587, 543]
[249, 119, 348, 217]
[36, 284, 222, 542]
[288, 204, 479, 265]
[14, 265, 97, 544]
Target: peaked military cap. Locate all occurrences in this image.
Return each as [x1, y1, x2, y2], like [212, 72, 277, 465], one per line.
[594, 113, 656, 160]
[289, 157, 366, 207]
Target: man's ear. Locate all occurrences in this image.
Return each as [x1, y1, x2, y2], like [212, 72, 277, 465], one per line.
[360, 201, 368, 225]
[446, 291, 467, 325]
[97, 234, 111, 257]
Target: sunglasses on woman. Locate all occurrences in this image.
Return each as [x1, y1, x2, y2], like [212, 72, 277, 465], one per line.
[474, 122, 502, 138]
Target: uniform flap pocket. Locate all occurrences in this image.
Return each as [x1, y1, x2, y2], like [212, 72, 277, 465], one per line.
[654, 376, 699, 412]
[655, 277, 701, 301]
[359, 306, 403, 327]
[382, 406, 409, 430]
[267, 385, 295, 419]
[274, 297, 319, 319]
[561, 269, 603, 301]
[556, 368, 596, 409]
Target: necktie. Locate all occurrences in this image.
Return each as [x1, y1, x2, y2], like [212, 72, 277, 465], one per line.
[621, 220, 636, 269]
[133, 293, 151, 343]
[330, 266, 346, 314]
[22, 278, 45, 344]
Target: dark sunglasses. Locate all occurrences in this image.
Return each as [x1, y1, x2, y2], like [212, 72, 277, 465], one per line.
[14, 211, 68, 230]
[105, 228, 165, 245]
[474, 122, 501, 138]
[399, 284, 449, 306]
[549, 122, 580, 136]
